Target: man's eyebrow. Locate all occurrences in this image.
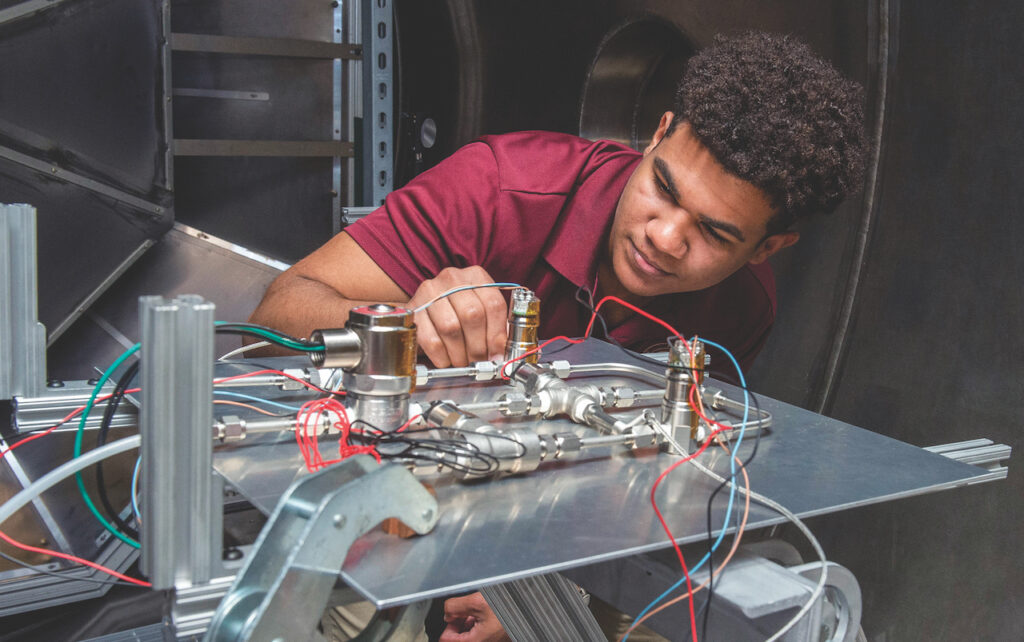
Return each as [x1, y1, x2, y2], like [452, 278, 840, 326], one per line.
[653, 156, 746, 243]
[698, 214, 745, 243]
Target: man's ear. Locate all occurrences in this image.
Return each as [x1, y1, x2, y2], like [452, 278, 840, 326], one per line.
[644, 111, 676, 154]
[749, 231, 800, 264]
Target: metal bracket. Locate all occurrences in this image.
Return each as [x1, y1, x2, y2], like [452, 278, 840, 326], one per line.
[139, 294, 221, 589]
[0, 203, 46, 400]
[205, 456, 439, 642]
[361, 0, 394, 206]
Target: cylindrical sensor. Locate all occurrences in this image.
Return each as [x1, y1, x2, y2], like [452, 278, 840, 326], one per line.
[342, 304, 417, 431]
[504, 288, 541, 367]
[661, 336, 694, 453]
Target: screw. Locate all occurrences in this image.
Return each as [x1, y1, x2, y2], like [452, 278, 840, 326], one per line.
[46, 379, 65, 388]
[87, 377, 100, 385]
[333, 514, 346, 529]
[421, 509, 433, 521]
[223, 547, 243, 561]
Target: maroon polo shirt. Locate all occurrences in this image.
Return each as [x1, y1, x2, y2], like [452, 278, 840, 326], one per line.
[346, 131, 776, 373]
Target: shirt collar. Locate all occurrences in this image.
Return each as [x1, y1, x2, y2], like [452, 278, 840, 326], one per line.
[542, 154, 641, 288]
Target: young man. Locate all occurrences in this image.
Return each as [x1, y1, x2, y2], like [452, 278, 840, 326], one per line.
[250, 32, 865, 376]
[252, 31, 868, 642]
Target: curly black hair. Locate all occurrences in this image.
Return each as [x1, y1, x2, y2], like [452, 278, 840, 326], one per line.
[670, 32, 867, 235]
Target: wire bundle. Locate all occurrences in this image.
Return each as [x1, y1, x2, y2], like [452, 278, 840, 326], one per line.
[295, 397, 380, 472]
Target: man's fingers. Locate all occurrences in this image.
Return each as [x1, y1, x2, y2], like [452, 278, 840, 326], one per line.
[406, 266, 511, 367]
[414, 311, 451, 368]
[481, 288, 509, 360]
[426, 298, 469, 366]
[447, 289, 492, 363]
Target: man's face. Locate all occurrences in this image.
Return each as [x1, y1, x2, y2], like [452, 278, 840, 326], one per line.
[605, 114, 797, 302]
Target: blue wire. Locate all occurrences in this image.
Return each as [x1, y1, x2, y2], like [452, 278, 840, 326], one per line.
[624, 338, 750, 640]
[130, 456, 142, 527]
[213, 390, 303, 412]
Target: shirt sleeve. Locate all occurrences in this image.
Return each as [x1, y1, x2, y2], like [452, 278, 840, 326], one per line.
[344, 141, 501, 296]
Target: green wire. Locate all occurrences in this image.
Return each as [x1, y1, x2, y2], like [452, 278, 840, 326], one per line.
[213, 321, 324, 352]
[74, 343, 141, 549]
[74, 319, 321, 548]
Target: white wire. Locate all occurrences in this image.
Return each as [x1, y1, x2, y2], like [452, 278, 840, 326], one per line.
[0, 435, 141, 530]
[217, 340, 270, 361]
[411, 282, 523, 313]
[686, 455, 828, 642]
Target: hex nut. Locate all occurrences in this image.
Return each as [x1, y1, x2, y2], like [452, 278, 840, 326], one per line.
[220, 415, 246, 442]
[615, 387, 636, 407]
[553, 432, 581, 457]
[551, 360, 571, 379]
[499, 392, 530, 416]
[475, 360, 498, 381]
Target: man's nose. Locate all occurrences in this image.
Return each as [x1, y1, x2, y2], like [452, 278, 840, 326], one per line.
[647, 213, 692, 258]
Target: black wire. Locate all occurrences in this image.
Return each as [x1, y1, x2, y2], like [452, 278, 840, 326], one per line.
[214, 322, 319, 348]
[351, 418, 526, 476]
[94, 360, 141, 541]
[0, 549, 144, 588]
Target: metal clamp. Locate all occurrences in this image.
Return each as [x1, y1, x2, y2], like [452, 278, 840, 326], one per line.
[205, 456, 439, 641]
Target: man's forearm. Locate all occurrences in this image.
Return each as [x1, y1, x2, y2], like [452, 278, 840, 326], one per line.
[248, 272, 409, 341]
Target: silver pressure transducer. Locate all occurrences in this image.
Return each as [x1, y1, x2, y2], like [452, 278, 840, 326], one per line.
[309, 304, 417, 431]
[504, 288, 541, 368]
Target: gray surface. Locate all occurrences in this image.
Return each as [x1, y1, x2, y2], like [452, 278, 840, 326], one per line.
[212, 340, 990, 608]
[0, 0, 173, 339]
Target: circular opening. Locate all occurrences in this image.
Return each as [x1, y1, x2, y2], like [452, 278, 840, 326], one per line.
[578, 18, 696, 150]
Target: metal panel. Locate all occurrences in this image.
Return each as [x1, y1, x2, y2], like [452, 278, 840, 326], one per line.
[46, 225, 284, 382]
[171, 32, 360, 59]
[173, 139, 354, 157]
[0, 0, 173, 340]
[171, 0, 347, 262]
[210, 340, 995, 609]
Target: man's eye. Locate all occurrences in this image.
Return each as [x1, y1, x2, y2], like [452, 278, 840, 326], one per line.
[655, 176, 672, 197]
[702, 223, 728, 244]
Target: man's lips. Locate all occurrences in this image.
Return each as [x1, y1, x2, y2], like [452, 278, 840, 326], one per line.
[630, 240, 671, 277]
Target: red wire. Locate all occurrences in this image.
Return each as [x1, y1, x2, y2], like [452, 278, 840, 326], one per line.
[294, 398, 380, 472]
[214, 368, 336, 394]
[499, 294, 695, 379]
[0, 406, 151, 587]
[396, 413, 422, 433]
[0, 530, 151, 587]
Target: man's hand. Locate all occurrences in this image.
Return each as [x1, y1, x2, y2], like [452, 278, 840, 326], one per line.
[439, 592, 511, 642]
[407, 266, 508, 368]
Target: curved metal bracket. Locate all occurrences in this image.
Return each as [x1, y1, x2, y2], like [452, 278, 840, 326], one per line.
[205, 456, 439, 641]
